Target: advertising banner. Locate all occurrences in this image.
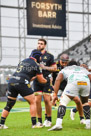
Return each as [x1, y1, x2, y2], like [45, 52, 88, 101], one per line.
[27, 0, 66, 37]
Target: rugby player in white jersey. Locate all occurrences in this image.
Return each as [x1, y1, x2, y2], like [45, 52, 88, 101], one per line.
[48, 60, 91, 130]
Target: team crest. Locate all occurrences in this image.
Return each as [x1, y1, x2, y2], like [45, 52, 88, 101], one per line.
[48, 88, 51, 92]
[43, 56, 47, 59]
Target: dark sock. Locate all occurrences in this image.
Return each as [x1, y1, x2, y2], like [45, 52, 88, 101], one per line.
[0, 117, 6, 125]
[54, 103, 57, 106]
[73, 108, 78, 113]
[80, 116, 84, 120]
[83, 105, 90, 119]
[45, 114, 47, 120]
[31, 117, 36, 125]
[47, 117, 51, 122]
[38, 118, 42, 123]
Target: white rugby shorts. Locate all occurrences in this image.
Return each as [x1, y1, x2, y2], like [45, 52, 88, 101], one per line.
[63, 81, 90, 97]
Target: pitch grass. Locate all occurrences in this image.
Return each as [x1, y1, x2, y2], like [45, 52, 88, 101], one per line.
[0, 101, 91, 136]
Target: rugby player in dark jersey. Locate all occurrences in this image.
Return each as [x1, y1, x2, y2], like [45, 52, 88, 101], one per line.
[52, 54, 69, 92]
[0, 49, 50, 129]
[33, 39, 57, 127]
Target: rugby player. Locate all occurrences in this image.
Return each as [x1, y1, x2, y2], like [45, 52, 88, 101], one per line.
[33, 39, 57, 127]
[0, 49, 50, 129]
[52, 54, 69, 96]
[70, 64, 91, 122]
[48, 60, 91, 130]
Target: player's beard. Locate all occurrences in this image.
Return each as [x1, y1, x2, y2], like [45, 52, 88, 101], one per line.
[37, 47, 45, 51]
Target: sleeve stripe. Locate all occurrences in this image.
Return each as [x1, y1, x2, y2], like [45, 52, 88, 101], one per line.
[36, 73, 42, 75]
[51, 62, 56, 65]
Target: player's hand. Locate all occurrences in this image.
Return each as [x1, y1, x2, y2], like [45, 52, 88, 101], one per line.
[52, 93, 58, 105]
[39, 64, 45, 69]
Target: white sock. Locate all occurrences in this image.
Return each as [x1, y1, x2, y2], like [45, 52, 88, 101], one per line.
[56, 118, 62, 126]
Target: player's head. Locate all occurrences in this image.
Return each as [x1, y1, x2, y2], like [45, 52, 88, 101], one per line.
[60, 54, 69, 67]
[30, 49, 42, 63]
[37, 39, 47, 51]
[67, 60, 78, 66]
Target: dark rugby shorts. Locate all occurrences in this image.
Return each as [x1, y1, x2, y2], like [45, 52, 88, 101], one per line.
[8, 82, 33, 98]
[33, 80, 53, 94]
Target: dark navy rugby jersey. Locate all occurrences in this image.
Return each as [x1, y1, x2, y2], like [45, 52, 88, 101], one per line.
[13, 58, 42, 81]
[40, 51, 55, 78]
[52, 60, 67, 91]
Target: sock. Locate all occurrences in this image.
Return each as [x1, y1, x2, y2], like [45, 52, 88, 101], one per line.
[47, 116, 51, 122]
[73, 108, 78, 113]
[38, 118, 42, 123]
[31, 117, 36, 125]
[45, 114, 47, 120]
[54, 103, 57, 106]
[0, 117, 6, 125]
[80, 116, 84, 120]
[83, 105, 90, 119]
[56, 118, 62, 126]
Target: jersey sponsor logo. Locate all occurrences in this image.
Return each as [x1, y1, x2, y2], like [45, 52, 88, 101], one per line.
[66, 90, 70, 93]
[77, 81, 87, 85]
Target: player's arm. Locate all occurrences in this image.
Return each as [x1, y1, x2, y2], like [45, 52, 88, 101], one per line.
[40, 63, 57, 72]
[54, 72, 64, 95]
[36, 74, 48, 84]
[30, 76, 37, 81]
[36, 63, 50, 84]
[40, 54, 57, 72]
[52, 72, 64, 105]
[88, 74, 91, 81]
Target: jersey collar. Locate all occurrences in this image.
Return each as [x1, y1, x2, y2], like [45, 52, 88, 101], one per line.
[42, 50, 46, 55]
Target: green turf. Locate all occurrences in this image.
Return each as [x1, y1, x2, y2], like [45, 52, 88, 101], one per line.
[0, 100, 76, 109]
[0, 101, 91, 136]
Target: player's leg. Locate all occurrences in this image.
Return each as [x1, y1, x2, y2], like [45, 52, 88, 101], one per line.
[43, 92, 54, 126]
[80, 83, 91, 129]
[49, 95, 84, 131]
[43, 93, 52, 127]
[48, 83, 84, 131]
[68, 83, 85, 122]
[48, 93, 71, 131]
[70, 96, 90, 124]
[48, 84, 73, 130]
[70, 97, 78, 121]
[88, 101, 91, 107]
[0, 83, 17, 129]
[72, 96, 85, 124]
[19, 83, 41, 128]
[33, 80, 43, 126]
[70, 95, 89, 122]
[24, 94, 38, 128]
[80, 96, 91, 129]
[35, 94, 43, 126]
[43, 85, 53, 127]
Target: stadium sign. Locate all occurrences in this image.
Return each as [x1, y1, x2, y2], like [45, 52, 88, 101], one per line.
[27, 0, 66, 37]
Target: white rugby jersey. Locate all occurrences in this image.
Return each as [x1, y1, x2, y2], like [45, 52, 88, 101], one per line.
[59, 65, 90, 83]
